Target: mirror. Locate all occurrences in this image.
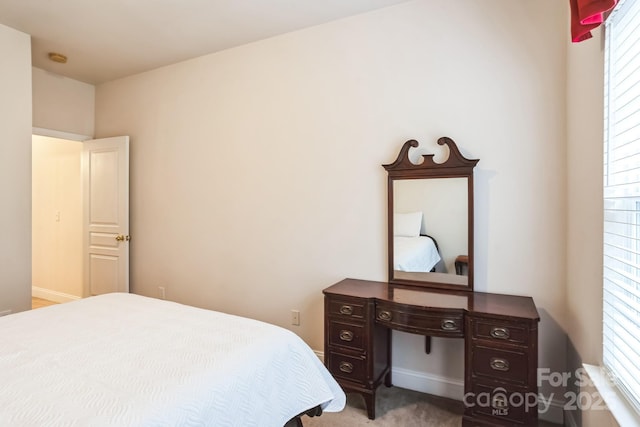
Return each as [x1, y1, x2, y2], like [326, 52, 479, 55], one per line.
[383, 137, 478, 291]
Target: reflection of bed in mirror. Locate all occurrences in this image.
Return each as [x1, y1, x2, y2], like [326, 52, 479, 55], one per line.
[393, 235, 441, 272]
[392, 210, 442, 272]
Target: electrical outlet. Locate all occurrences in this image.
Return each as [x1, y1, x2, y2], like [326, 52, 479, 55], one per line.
[291, 309, 300, 326]
[158, 287, 166, 300]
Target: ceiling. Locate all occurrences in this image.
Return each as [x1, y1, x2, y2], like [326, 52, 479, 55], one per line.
[0, 0, 411, 85]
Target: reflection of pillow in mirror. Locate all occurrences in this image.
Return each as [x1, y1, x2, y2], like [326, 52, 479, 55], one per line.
[394, 211, 423, 237]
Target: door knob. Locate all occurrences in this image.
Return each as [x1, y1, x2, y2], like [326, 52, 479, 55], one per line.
[115, 235, 130, 241]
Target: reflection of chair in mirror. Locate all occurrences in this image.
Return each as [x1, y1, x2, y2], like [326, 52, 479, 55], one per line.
[454, 255, 468, 275]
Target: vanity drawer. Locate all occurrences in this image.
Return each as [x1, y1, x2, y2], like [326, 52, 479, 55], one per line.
[327, 351, 367, 384]
[375, 303, 464, 337]
[328, 320, 366, 352]
[471, 345, 529, 385]
[471, 319, 528, 346]
[465, 382, 537, 426]
[327, 298, 367, 320]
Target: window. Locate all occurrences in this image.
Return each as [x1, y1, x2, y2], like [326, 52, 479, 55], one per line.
[603, 0, 640, 414]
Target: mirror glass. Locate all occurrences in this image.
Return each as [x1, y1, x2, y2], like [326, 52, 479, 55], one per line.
[392, 178, 468, 286]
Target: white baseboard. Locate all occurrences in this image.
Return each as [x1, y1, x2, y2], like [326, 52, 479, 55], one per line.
[312, 353, 565, 424]
[392, 366, 465, 401]
[32, 287, 81, 304]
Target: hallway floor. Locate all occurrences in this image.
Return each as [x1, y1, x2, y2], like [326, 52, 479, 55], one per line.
[31, 297, 57, 309]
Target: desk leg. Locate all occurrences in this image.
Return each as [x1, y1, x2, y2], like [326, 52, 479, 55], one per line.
[364, 393, 376, 420]
[425, 336, 431, 354]
[384, 328, 392, 388]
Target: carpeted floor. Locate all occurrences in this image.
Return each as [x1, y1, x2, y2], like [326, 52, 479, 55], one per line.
[303, 387, 463, 427]
[302, 387, 561, 427]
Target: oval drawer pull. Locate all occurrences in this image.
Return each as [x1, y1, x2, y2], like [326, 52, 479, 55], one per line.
[490, 327, 510, 340]
[339, 305, 353, 315]
[377, 310, 392, 321]
[339, 361, 354, 373]
[339, 330, 354, 342]
[490, 357, 510, 372]
[492, 396, 509, 409]
[441, 319, 458, 331]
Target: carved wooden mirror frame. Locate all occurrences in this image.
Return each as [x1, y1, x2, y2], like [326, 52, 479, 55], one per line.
[383, 137, 479, 292]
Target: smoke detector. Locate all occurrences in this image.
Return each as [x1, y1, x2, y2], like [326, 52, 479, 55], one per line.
[48, 52, 67, 64]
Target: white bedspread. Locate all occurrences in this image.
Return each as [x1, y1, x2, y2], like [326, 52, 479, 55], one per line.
[0, 293, 345, 427]
[394, 236, 441, 273]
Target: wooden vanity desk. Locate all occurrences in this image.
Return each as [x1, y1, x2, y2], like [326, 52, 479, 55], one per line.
[328, 137, 541, 425]
[323, 278, 540, 426]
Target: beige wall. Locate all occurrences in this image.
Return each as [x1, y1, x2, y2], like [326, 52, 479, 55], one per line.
[565, 29, 619, 426]
[32, 67, 95, 137]
[95, 0, 568, 417]
[0, 24, 32, 315]
[566, 28, 604, 368]
[32, 135, 83, 300]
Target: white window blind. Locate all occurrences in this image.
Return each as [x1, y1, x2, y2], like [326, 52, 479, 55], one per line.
[603, 0, 640, 414]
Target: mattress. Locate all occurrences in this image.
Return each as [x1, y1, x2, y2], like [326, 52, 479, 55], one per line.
[0, 293, 345, 427]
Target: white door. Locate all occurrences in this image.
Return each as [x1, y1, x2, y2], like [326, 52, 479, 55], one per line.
[82, 136, 130, 296]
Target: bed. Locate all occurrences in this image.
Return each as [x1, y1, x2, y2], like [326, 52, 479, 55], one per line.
[0, 293, 345, 427]
[393, 234, 441, 273]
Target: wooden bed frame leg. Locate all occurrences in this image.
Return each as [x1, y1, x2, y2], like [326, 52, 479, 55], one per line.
[283, 416, 303, 427]
[284, 405, 322, 427]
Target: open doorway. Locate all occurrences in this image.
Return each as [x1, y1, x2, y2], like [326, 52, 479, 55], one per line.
[32, 130, 131, 307]
[32, 133, 84, 305]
